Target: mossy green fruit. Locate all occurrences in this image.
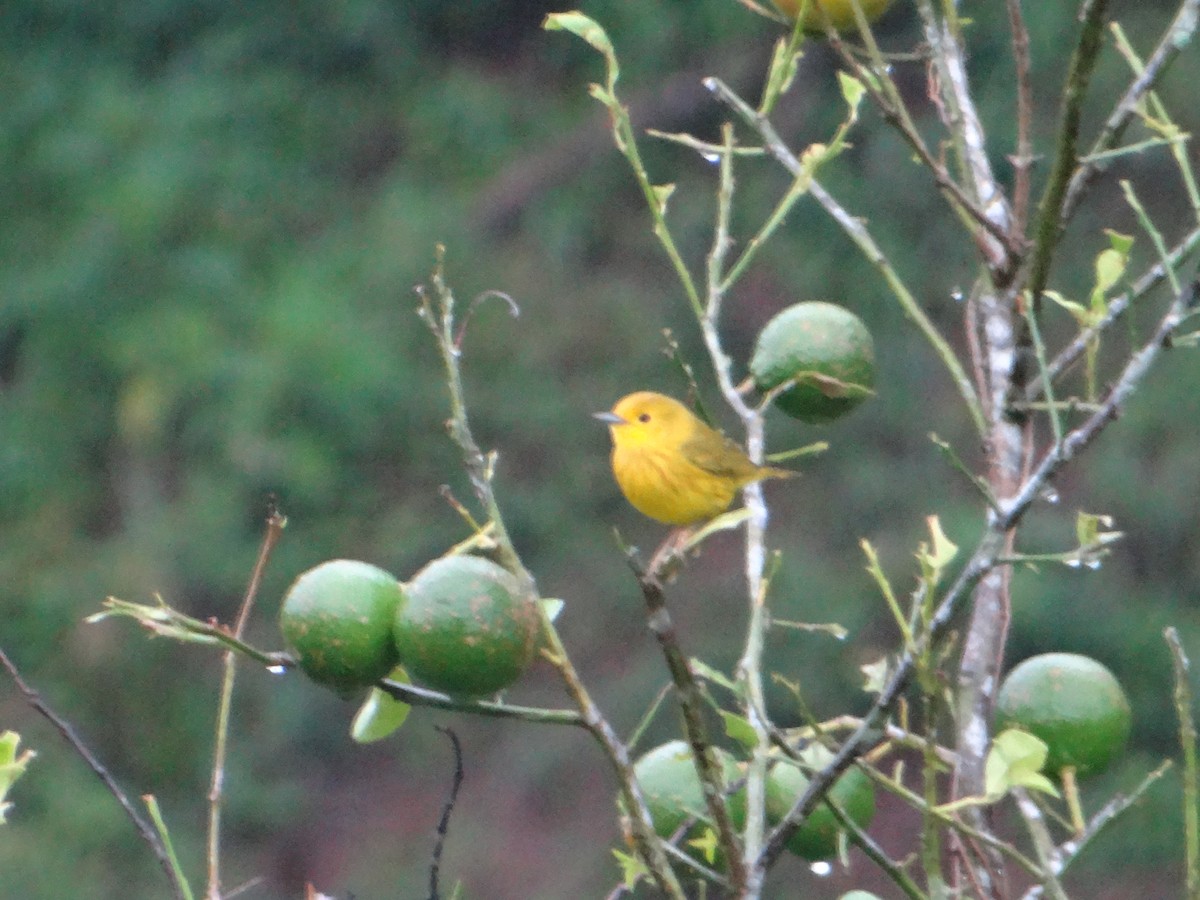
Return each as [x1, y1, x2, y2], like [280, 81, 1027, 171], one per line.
[766, 745, 876, 860]
[280, 559, 404, 691]
[629, 740, 742, 867]
[771, 0, 893, 32]
[995, 652, 1131, 778]
[393, 555, 537, 698]
[749, 301, 875, 423]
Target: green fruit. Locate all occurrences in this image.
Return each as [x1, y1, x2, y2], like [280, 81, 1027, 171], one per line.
[749, 302, 876, 423]
[280, 559, 404, 691]
[394, 555, 537, 698]
[995, 652, 1131, 778]
[766, 745, 876, 860]
[629, 740, 742, 867]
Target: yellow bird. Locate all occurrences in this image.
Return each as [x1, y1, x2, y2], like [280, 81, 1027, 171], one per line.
[594, 391, 794, 526]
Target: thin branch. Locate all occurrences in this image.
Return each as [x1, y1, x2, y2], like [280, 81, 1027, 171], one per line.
[207, 507, 286, 900]
[1006, 0, 1034, 233]
[1020, 760, 1173, 898]
[0, 647, 188, 900]
[428, 727, 465, 900]
[1025, 224, 1200, 403]
[626, 550, 746, 889]
[1059, 0, 1200, 224]
[1026, 0, 1113, 310]
[1167, 628, 1200, 898]
[416, 252, 686, 899]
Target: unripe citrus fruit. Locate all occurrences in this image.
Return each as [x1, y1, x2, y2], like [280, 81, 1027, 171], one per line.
[628, 740, 743, 867]
[749, 302, 875, 423]
[995, 652, 1131, 778]
[393, 555, 537, 698]
[772, 0, 894, 32]
[766, 745, 876, 860]
[280, 559, 404, 691]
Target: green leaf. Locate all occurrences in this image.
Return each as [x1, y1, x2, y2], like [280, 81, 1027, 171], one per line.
[650, 183, 676, 217]
[689, 658, 741, 696]
[1044, 290, 1090, 326]
[837, 71, 866, 121]
[0, 731, 34, 824]
[917, 515, 958, 585]
[612, 848, 649, 889]
[687, 826, 719, 864]
[984, 728, 1060, 799]
[543, 13, 619, 98]
[351, 669, 412, 743]
[860, 657, 890, 695]
[721, 711, 758, 751]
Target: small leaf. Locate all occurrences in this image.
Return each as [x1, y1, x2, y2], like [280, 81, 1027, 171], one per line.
[721, 711, 758, 751]
[1043, 290, 1089, 325]
[540, 598, 565, 622]
[0, 732, 35, 824]
[860, 657, 890, 695]
[837, 71, 866, 119]
[1076, 511, 1117, 547]
[543, 12, 619, 96]
[651, 183, 676, 217]
[985, 729, 1060, 800]
[351, 669, 412, 743]
[917, 515, 958, 585]
[683, 507, 751, 551]
[687, 826, 719, 864]
[1106, 228, 1134, 256]
[612, 848, 649, 889]
[690, 658, 742, 696]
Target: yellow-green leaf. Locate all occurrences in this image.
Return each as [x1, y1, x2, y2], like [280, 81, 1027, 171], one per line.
[351, 669, 412, 743]
[984, 728, 1060, 800]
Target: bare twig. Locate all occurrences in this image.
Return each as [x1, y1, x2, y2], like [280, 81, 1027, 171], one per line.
[416, 251, 686, 899]
[626, 550, 746, 889]
[1059, 0, 1200, 225]
[0, 648, 188, 900]
[207, 506, 286, 900]
[428, 727, 465, 900]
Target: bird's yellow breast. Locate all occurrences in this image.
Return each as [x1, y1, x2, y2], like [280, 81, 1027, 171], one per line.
[612, 444, 738, 526]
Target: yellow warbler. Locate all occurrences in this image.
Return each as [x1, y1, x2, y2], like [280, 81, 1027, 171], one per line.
[772, 0, 893, 32]
[594, 391, 794, 526]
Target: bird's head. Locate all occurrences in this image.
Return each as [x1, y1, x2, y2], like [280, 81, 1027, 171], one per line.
[593, 391, 693, 451]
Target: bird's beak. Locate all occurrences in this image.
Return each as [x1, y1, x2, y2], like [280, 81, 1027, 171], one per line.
[592, 411, 626, 426]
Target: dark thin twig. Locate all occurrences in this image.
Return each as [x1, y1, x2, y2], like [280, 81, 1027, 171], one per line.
[625, 549, 746, 888]
[428, 727, 465, 900]
[0, 647, 187, 900]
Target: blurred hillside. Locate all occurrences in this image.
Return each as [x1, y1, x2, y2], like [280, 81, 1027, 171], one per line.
[1, 0, 1198, 897]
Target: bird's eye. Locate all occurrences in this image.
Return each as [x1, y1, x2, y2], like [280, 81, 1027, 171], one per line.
[638, 413, 651, 423]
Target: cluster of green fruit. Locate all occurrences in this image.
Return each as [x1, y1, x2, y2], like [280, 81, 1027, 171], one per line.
[279, 555, 538, 698]
[630, 740, 876, 864]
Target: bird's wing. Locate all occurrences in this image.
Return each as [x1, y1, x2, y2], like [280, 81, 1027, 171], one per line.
[680, 428, 760, 480]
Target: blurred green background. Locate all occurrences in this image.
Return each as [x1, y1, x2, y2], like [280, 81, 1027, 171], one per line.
[1, 0, 1198, 896]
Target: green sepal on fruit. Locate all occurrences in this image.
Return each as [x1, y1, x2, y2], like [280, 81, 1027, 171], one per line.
[626, 740, 743, 869]
[771, 0, 894, 32]
[279, 559, 405, 692]
[765, 744, 876, 860]
[393, 554, 538, 698]
[995, 652, 1132, 779]
[749, 301, 876, 423]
